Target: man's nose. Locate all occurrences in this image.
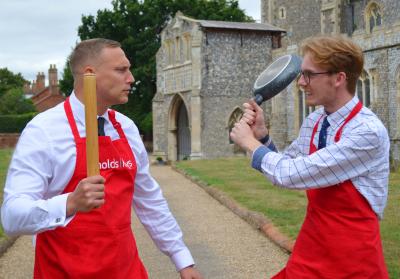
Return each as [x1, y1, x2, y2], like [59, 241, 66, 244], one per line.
[297, 73, 307, 86]
[127, 71, 135, 83]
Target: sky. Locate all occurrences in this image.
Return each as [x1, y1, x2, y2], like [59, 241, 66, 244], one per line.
[0, 0, 261, 84]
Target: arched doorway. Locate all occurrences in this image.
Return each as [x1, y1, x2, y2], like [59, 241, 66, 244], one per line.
[168, 94, 191, 161]
[177, 103, 191, 160]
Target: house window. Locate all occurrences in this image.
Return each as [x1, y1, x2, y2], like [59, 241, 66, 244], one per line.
[228, 108, 243, 144]
[357, 70, 371, 107]
[365, 2, 382, 33]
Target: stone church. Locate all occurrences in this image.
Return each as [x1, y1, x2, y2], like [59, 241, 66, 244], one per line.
[153, 1, 400, 166]
[261, 0, 400, 166]
[152, 12, 284, 161]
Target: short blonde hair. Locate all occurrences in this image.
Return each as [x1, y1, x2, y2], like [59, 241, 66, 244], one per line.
[69, 38, 121, 78]
[300, 35, 364, 94]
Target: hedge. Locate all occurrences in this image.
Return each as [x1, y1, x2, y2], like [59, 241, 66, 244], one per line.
[0, 113, 37, 133]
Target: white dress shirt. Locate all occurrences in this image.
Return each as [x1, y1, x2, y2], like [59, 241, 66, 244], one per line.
[252, 96, 389, 219]
[1, 92, 194, 271]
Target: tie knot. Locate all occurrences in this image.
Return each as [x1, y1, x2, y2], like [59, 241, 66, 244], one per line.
[321, 117, 330, 129]
[97, 117, 105, 136]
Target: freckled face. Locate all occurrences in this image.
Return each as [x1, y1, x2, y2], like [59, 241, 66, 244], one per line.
[297, 53, 338, 111]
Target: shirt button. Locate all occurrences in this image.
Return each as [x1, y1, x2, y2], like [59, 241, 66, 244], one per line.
[56, 218, 61, 223]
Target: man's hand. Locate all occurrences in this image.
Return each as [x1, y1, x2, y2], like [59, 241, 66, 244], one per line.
[241, 99, 269, 140]
[179, 266, 203, 279]
[230, 119, 262, 153]
[66, 175, 105, 217]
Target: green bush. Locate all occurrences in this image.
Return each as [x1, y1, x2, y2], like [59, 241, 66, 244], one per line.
[0, 88, 36, 115]
[140, 112, 152, 134]
[0, 112, 37, 133]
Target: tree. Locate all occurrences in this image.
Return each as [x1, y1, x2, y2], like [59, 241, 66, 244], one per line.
[59, 60, 74, 96]
[0, 88, 36, 115]
[60, 0, 252, 132]
[0, 68, 27, 98]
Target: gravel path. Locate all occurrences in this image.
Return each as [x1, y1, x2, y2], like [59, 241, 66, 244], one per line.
[0, 165, 287, 278]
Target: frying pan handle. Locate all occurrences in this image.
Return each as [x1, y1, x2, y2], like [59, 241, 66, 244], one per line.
[253, 94, 264, 105]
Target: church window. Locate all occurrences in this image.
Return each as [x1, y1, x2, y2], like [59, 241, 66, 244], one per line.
[298, 90, 315, 123]
[278, 7, 286, 19]
[365, 2, 382, 33]
[228, 108, 243, 144]
[183, 34, 191, 61]
[175, 37, 181, 64]
[165, 40, 173, 65]
[357, 70, 371, 107]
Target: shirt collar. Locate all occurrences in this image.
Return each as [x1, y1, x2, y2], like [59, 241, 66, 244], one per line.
[69, 91, 110, 127]
[324, 95, 360, 130]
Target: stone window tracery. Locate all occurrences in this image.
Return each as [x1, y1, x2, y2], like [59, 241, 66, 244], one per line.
[365, 2, 382, 33]
[357, 70, 371, 107]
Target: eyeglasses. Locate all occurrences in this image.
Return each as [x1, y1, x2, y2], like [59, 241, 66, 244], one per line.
[300, 70, 335, 84]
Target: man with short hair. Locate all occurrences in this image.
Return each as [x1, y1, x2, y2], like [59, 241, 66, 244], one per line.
[230, 35, 389, 278]
[2, 38, 203, 279]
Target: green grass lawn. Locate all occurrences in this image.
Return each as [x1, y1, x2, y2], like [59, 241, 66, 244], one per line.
[176, 157, 400, 279]
[0, 148, 13, 238]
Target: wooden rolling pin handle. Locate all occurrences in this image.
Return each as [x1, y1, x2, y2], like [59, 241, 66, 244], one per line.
[83, 73, 99, 176]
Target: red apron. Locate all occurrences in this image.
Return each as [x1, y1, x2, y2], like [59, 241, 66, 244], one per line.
[272, 102, 388, 278]
[33, 98, 148, 278]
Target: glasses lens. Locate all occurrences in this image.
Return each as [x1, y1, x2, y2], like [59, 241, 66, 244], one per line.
[301, 71, 310, 84]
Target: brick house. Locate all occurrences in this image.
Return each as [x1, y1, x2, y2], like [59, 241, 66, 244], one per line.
[24, 64, 65, 112]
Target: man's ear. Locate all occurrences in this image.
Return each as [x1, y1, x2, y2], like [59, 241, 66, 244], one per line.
[83, 66, 95, 74]
[335, 71, 347, 87]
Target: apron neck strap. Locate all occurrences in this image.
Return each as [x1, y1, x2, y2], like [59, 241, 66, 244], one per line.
[309, 101, 363, 153]
[64, 98, 81, 140]
[108, 110, 126, 140]
[334, 101, 363, 142]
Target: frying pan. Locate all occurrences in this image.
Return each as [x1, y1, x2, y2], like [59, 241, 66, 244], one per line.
[253, 54, 302, 105]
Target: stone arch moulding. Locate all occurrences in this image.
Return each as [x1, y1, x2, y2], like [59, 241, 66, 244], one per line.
[227, 106, 243, 140]
[226, 106, 243, 126]
[167, 93, 191, 161]
[227, 106, 246, 154]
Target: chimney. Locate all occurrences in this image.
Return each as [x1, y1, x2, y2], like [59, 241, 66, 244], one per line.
[35, 72, 45, 93]
[48, 64, 59, 95]
[32, 81, 37, 94]
[23, 82, 32, 94]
